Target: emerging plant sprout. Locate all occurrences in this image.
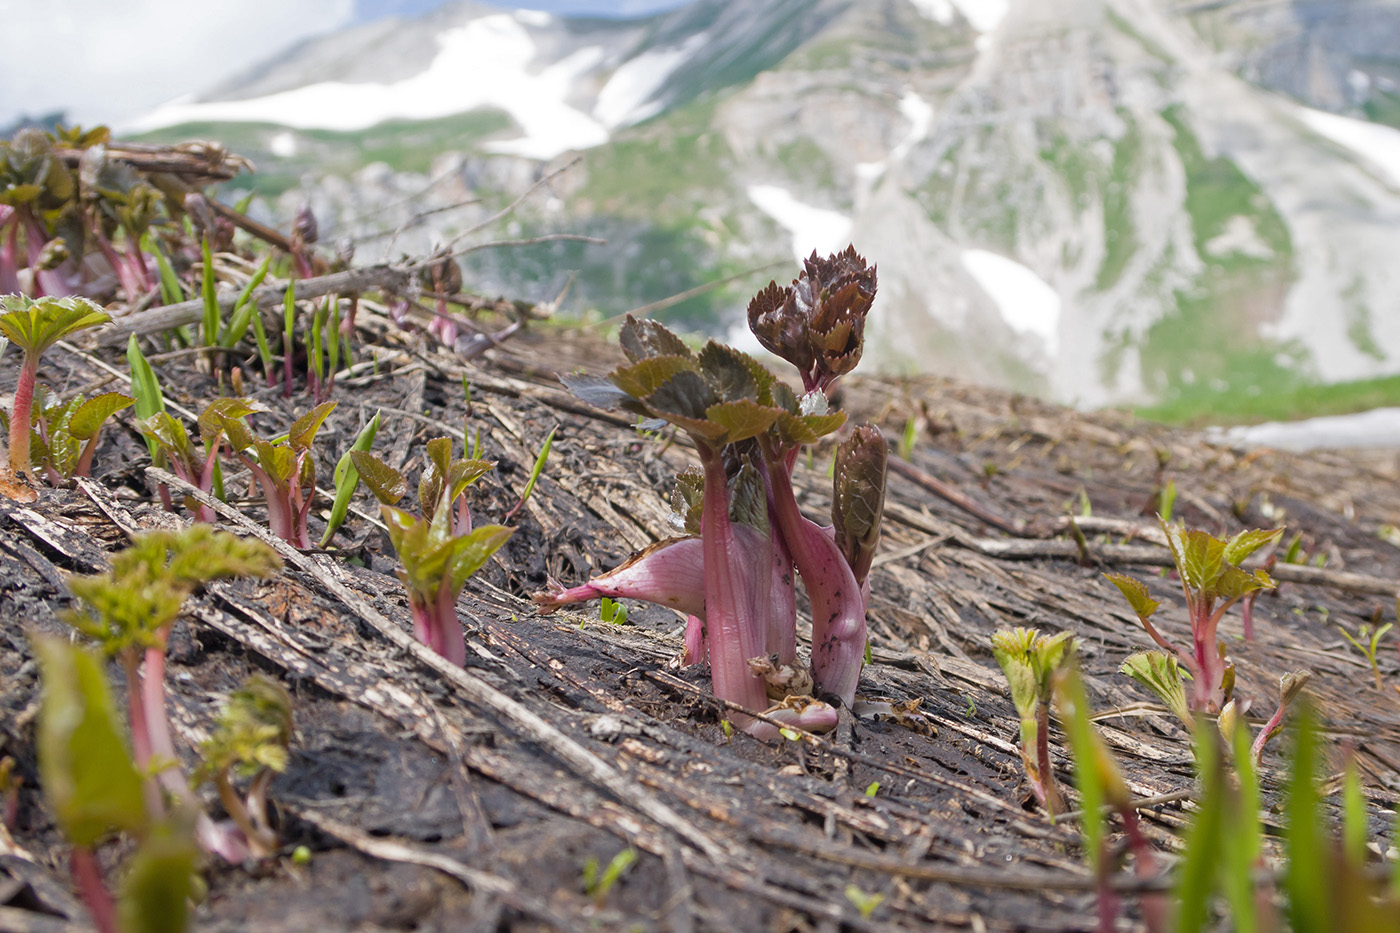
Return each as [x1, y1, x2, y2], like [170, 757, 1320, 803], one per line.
[352, 436, 513, 665]
[138, 397, 260, 522]
[196, 675, 294, 859]
[6, 387, 133, 483]
[218, 401, 337, 548]
[0, 294, 111, 476]
[542, 247, 886, 737]
[990, 627, 1076, 815]
[1106, 518, 1282, 714]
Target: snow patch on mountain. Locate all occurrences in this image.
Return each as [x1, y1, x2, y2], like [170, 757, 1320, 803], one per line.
[907, 0, 955, 24]
[959, 249, 1061, 355]
[1220, 407, 1400, 451]
[127, 14, 610, 159]
[595, 34, 708, 129]
[746, 185, 852, 263]
[1296, 105, 1400, 190]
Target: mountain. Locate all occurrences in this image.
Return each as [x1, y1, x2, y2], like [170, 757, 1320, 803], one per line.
[127, 0, 1400, 410]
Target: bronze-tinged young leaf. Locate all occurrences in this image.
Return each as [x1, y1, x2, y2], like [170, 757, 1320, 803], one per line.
[217, 412, 256, 453]
[349, 451, 408, 505]
[671, 468, 705, 533]
[609, 355, 697, 400]
[1181, 528, 1227, 592]
[1104, 572, 1161, 621]
[775, 409, 847, 447]
[424, 437, 453, 476]
[833, 424, 887, 581]
[644, 369, 721, 424]
[33, 636, 146, 847]
[137, 412, 194, 462]
[444, 524, 515, 593]
[728, 460, 768, 532]
[288, 401, 337, 452]
[67, 392, 134, 440]
[444, 458, 495, 501]
[252, 440, 296, 485]
[747, 279, 813, 373]
[619, 315, 692, 363]
[197, 398, 260, 447]
[704, 399, 782, 444]
[1222, 527, 1284, 567]
[697, 341, 774, 403]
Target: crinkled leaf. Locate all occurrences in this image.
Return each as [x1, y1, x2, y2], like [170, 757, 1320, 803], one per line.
[610, 355, 697, 400]
[704, 399, 782, 444]
[671, 468, 704, 534]
[1120, 650, 1191, 725]
[444, 458, 496, 504]
[0, 295, 110, 356]
[1180, 528, 1226, 593]
[619, 315, 692, 362]
[198, 674, 293, 781]
[444, 524, 514, 593]
[747, 280, 811, 373]
[197, 397, 259, 449]
[246, 440, 290, 486]
[1103, 572, 1161, 621]
[1223, 527, 1284, 566]
[643, 369, 720, 423]
[217, 412, 255, 453]
[697, 341, 774, 403]
[349, 450, 408, 505]
[68, 392, 134, 440]
[288, 401, 336, 452]
[33, 636, 146, 847]
[991, 637, 1038, 723]
[833, 424, 887, 581]
[775, 409, 847, 446]
[729, 460, 768, 533]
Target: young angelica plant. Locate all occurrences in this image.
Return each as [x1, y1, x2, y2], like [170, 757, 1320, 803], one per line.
[540, 247, 887, 737]
[352, 436, 513, 665]
[217, 401, 337, 548]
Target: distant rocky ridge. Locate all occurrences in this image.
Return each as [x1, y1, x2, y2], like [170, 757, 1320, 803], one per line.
[130, 0, 1400, 408]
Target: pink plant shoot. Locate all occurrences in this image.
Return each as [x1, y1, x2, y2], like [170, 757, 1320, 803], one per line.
[219, 401, 337, 548]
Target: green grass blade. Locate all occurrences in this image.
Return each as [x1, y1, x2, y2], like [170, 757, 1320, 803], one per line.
[218, 254, 271, 349]
[1342, 758, 1368, 868]
[1284, 706, 1326, 932]
[1223, 722, 1261, 933]
[126, 335, 166, 461]
[251, 314, 274, 384]
[1176, 724, 1224, 933]
[144, 233, 185, 306]
[200, 237, 219, 347]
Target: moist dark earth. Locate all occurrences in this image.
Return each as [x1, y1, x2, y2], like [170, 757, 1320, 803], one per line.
[1, 316, 1398, 932]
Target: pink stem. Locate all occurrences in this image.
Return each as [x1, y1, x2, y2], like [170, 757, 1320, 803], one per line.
[70, 846, 117, 933]
[8, 357, 38, 475]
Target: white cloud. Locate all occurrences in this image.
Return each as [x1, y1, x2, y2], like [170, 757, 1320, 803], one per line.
[0, 0, 355, 127]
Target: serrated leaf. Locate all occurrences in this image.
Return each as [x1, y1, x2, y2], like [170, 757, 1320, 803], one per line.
[704, 399, 782, 444]
[643, 369, 720, 422]
[560, 372, 636, 412]
[697, 341, 773, 402]
[197, 397, 260, 448]
[288, 401, 336, 452]
[609, 355, 697, 400]
[833, 424, 887, 582]
[1214, 566, 1276, 602]
[349, 450, 407, 505]
[1222, 527, 1284, 566]
[619, 315, 691, 362]
[33, 635, 146, 847]
[443, 524, 515, 593]
[1103, 572, 1161, 621]
[0, 295, 110, 356]
[1180, 529, 1226, 593]
[68, 392, 134, 440]
[775, 409, 847, 446]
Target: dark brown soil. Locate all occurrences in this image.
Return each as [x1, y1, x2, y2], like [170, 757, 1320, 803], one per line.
[1, 314, 1398, 932]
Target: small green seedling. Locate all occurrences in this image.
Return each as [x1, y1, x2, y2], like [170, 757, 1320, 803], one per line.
[138, 398, 260, 523]
[599, 597, 628, 626]
[219, 401, 337, 548]
[1338, 621, 1392, 691]
[844, 884, 884, 920]
[864, 781, 880, 797]
[582, 847, 637, 907]
[0, 294, 110, 475]
[217, 254, 271, 350]
[196, 675, 294, 858]
[504, 425, 555, 523]
[991, 627, 1076, 815]
[8, 388, 134, 482]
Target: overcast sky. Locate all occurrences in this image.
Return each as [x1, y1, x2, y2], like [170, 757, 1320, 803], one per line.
[1, 0, 689, 130]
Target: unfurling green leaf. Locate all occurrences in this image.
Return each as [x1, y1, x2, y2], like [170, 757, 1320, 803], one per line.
[1120, 650, 1191, 725]
[0, 294, 110, 357]
[322, 411, 382, 546]
[350, 450, 407, 505]
[198, 675, 294, 782]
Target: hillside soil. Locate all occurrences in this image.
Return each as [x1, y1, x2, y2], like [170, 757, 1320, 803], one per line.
[1, 315, 1398, 932]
